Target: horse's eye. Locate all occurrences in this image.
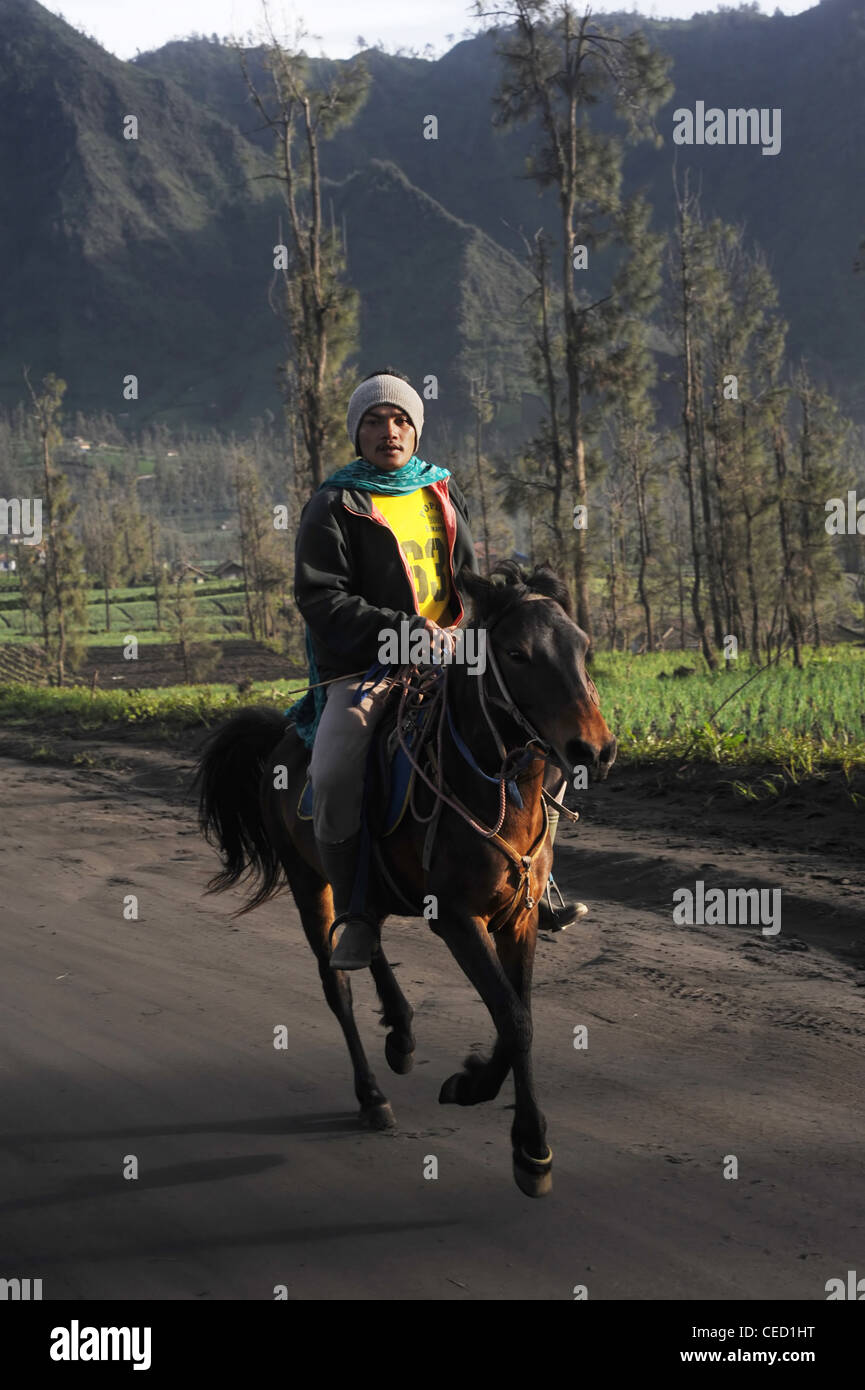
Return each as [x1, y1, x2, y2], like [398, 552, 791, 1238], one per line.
[507, 650, 530, 662]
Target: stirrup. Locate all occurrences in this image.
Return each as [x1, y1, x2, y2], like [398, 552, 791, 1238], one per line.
[328, 910, 381, 970]
[327, 910, 379, 950]
[548, 874, 568, 911]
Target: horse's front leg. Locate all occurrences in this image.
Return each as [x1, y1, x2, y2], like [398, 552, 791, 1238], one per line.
[433, 910, 551, 1198]
[442, 905, 542, 1106]
[493, 910, 552, 1198]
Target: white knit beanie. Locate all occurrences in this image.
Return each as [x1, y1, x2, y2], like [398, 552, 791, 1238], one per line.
[346, 374, 424, 453]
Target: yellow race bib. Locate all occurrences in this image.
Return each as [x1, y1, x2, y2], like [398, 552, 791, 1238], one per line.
[371, 488, 452, 624]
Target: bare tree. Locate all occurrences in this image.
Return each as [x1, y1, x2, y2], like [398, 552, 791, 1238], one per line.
[239, 17, 368, 489]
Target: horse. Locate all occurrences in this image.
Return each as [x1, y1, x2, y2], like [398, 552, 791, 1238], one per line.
[194, 562, 616, 1198]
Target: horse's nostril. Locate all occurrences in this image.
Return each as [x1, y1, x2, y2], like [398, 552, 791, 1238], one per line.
[596, 737, 617, 779]
[565, 739, 600, 772]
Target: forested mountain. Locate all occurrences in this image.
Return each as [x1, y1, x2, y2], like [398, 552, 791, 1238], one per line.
[0, 0, 288, 425]
[1, 0, 863, 436]
[137, 0, 865, 418]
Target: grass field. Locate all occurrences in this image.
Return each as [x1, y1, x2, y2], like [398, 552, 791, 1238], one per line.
[591, 646, 865, 771]
[0, 580, 249, 643]
[1, 644, 863, 775]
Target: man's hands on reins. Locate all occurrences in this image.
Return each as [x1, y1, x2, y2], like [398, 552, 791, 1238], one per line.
[422, 618, 460, 664]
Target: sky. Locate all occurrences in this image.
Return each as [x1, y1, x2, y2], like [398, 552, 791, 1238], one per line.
[45, 0, 817, 61]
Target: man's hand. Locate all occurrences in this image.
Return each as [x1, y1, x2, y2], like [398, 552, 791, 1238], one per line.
[423, 619, 459, 664]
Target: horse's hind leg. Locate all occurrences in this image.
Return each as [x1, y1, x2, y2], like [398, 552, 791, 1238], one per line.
[285, 857, 395, 1130]
[369, 949, 415, 1074]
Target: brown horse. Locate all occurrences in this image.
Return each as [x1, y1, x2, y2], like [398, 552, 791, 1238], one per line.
[195, 563, 615, 1197]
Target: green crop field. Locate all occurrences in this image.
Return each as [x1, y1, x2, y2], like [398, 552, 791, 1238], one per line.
[0, 678, 307, 738]
[590, 646, 865, 771]
[0, 643, 863, 777]
[0, 580, 249, 642]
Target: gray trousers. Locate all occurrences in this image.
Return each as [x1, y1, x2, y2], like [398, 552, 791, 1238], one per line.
[309, 674, 393, 843]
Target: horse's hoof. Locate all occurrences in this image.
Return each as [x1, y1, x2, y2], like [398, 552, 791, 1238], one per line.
[438, 1072, 468, 1105]
[359, 1101, 396, 1131]
[385, 1031, 414, 1075]
[513, 1146, 553, 1199]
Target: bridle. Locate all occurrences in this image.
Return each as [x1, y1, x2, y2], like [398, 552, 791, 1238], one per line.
[476, 616, 554, 766]
[390, 606, 559, 822]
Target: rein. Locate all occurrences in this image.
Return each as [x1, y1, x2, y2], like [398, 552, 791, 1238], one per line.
[381, 620, 558, 919]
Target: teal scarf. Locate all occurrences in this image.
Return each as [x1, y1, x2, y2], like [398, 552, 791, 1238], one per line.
[285, 455, 451, 746]
[318, 454, 450, 494]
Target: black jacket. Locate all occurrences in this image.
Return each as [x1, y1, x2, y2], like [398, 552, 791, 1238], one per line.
[294, 475, 479, 681]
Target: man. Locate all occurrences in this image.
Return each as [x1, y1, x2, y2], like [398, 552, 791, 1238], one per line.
[294, 368, 578, 971]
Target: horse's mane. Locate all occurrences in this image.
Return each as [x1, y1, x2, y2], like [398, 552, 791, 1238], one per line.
[459, 560, 573, 625]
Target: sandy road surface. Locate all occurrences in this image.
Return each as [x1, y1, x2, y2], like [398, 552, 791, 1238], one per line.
[1, 743, 863, 1301]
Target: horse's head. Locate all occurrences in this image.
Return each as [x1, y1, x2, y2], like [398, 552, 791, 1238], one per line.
[459, 561, 616, 782]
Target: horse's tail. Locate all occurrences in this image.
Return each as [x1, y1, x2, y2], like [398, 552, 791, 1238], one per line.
[194, 705, 288, 916]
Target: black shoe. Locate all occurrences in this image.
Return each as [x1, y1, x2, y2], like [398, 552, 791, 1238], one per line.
[538, 876, 587, 933]
[315, 834, 380, 970]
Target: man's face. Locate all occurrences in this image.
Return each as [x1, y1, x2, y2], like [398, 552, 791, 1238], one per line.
[357, 404, 415, 470]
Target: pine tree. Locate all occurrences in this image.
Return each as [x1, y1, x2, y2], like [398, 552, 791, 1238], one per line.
[116, 478, 150, 586]
[788, 367, 850, 648]
[233, 455, 292, 643]
[479, 0, 673, 639]
[668, 173, 720, 668]
[166, 574, 221, 684]
[597, 193, 666, 652]
[82, 467, 124, 632]
[511, 228, 569, 563]
[20, 372, 87, 684]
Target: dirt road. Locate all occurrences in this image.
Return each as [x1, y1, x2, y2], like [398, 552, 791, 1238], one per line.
[1, 742, 863, 1300]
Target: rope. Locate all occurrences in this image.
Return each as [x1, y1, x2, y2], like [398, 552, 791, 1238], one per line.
[387, 659, 553, 912]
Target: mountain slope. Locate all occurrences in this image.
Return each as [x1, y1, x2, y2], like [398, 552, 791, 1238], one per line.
[2, 0, 862, 433]
[0, 0, 283, 425]
[328, 159, 536, 440]
[137, 3, 865, 416]
[0, 1, 541, 439]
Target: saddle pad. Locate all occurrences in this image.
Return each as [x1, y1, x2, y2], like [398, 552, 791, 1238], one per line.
[297, 701, 431, 835]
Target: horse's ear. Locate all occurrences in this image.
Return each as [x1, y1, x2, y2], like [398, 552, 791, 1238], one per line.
[458, 566, 489, 599]
[528, 564, 573, 616]
[457, 566, 496, 622]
